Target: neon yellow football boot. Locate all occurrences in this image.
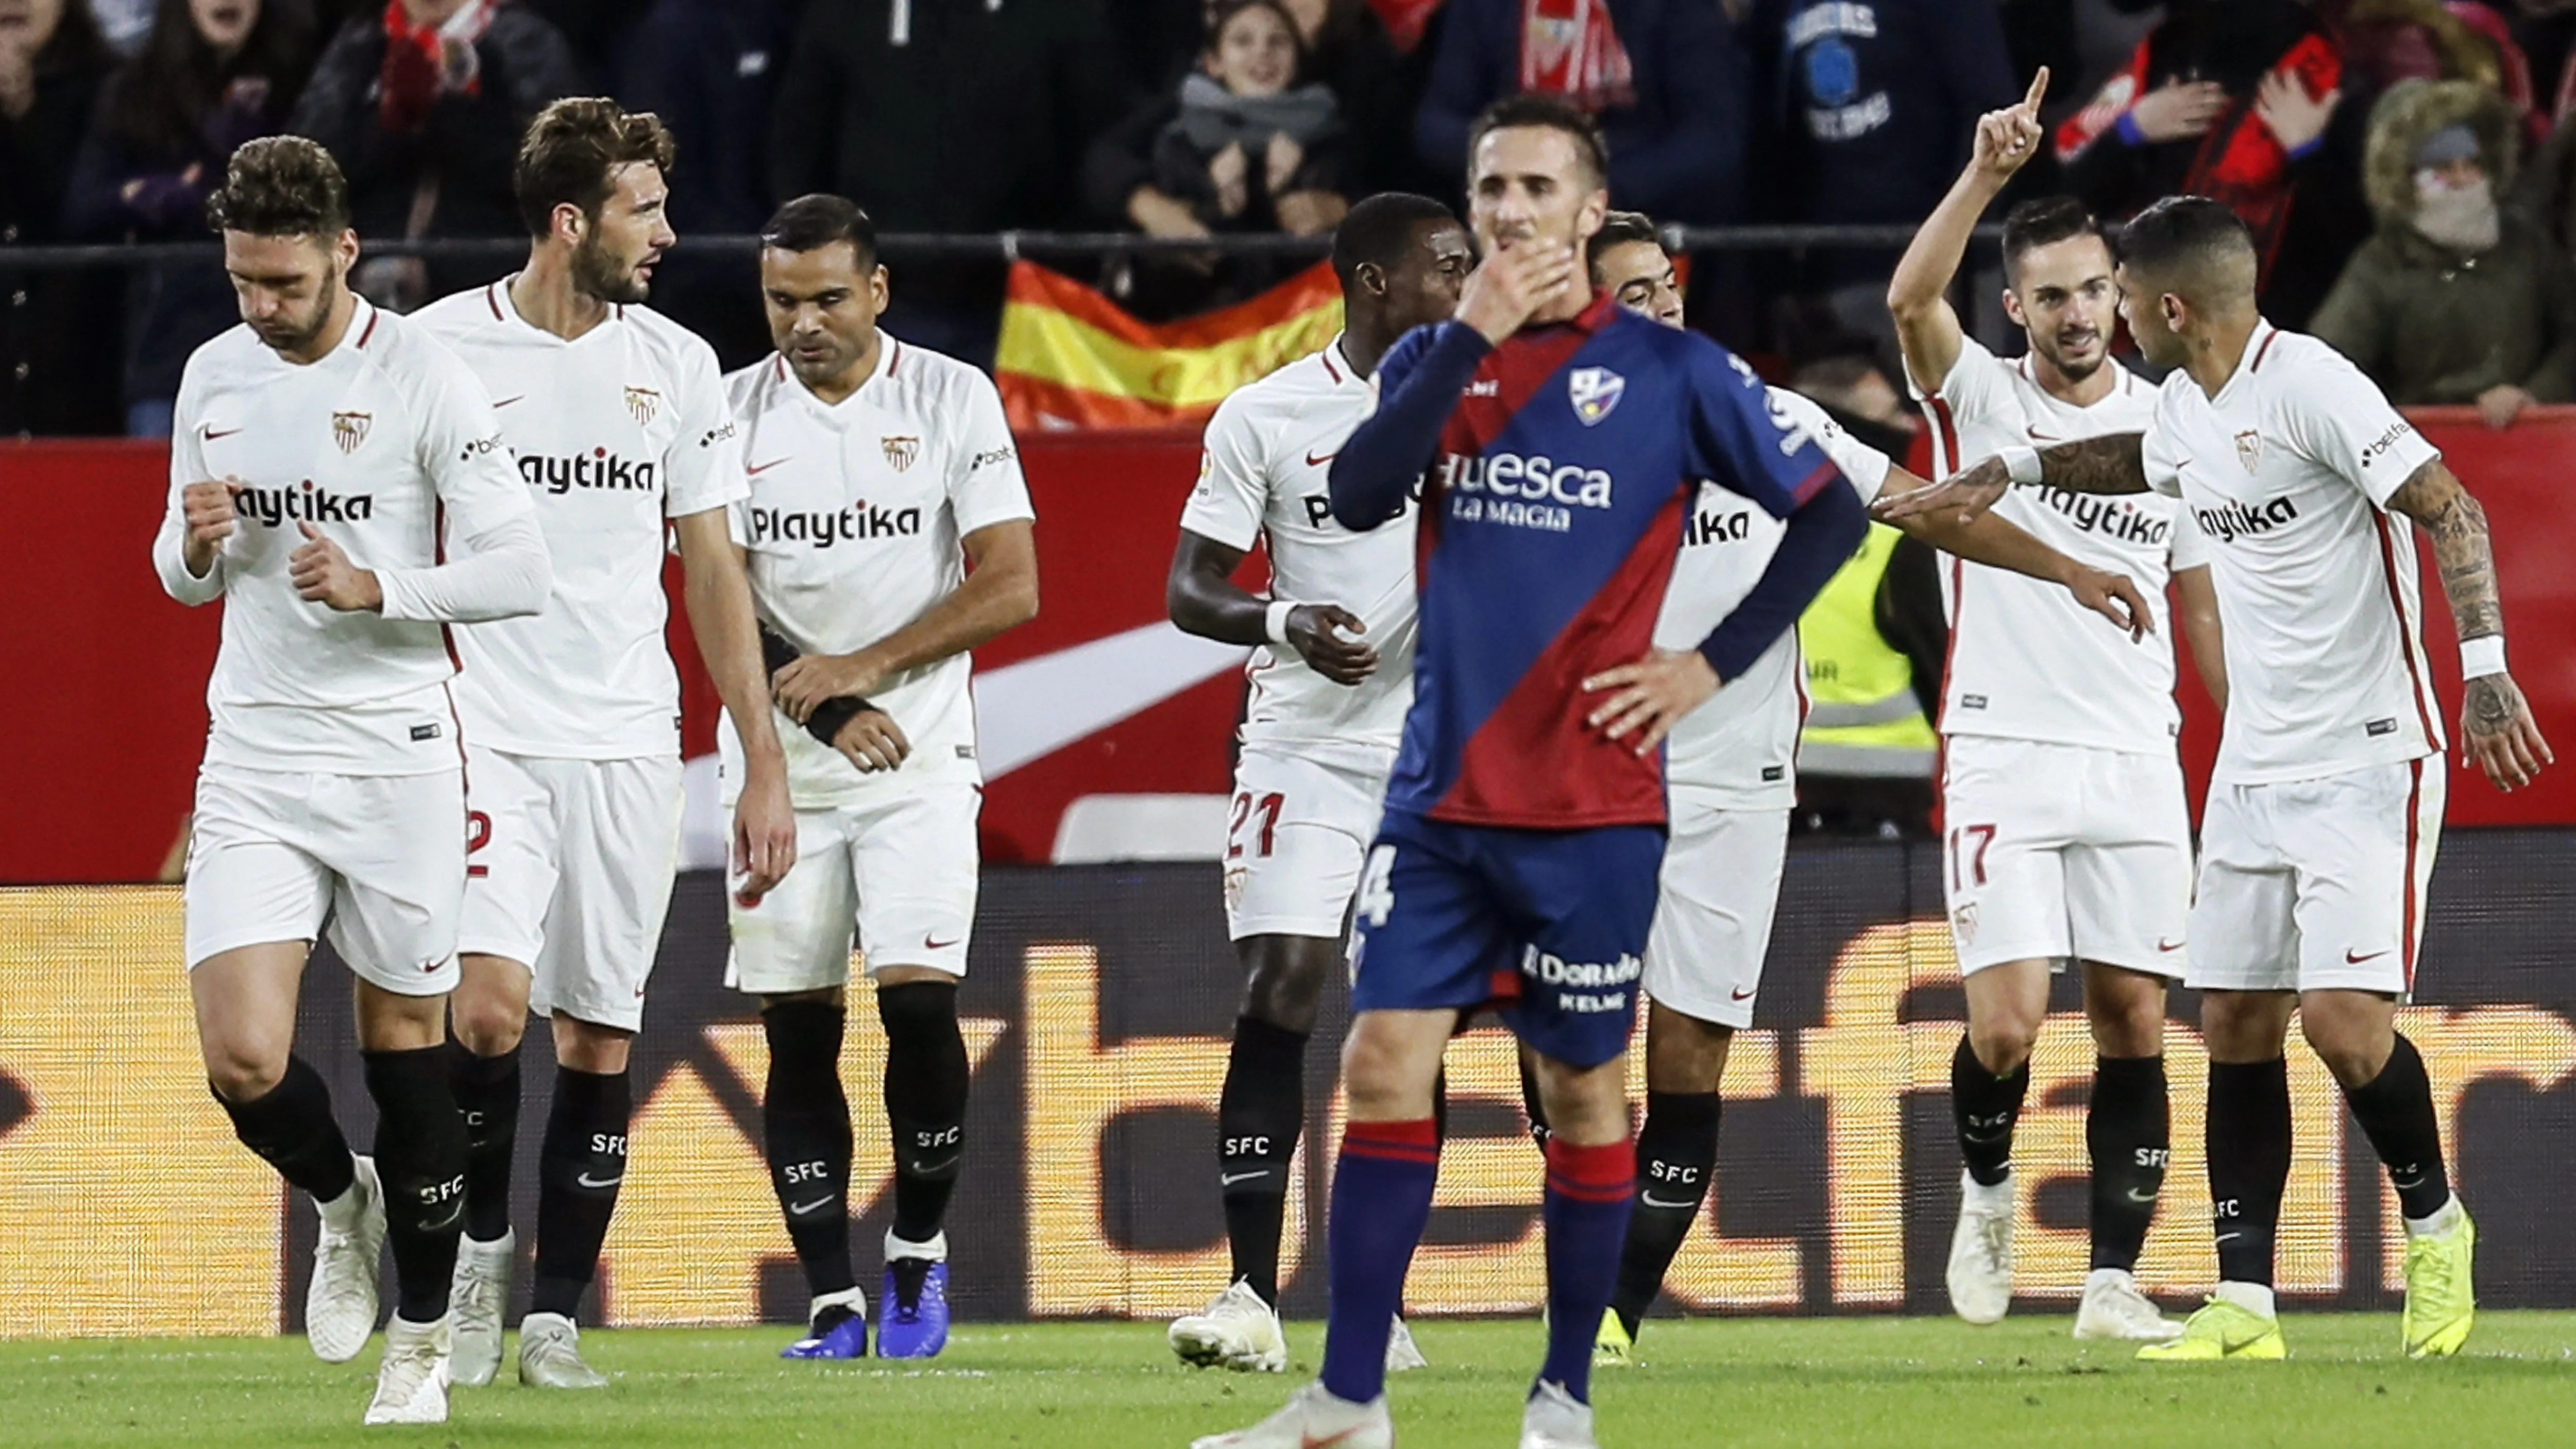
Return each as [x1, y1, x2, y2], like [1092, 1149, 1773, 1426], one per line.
[2136, 1295, 2286, 1362]
[1592, 1308, 1634, 1367]
[2401, 1204, 2476, 1358]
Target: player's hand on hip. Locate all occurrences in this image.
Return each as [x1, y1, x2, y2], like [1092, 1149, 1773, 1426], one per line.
[1583, 648, 1720, 755]
[831, 707, 911, 774]
[181, 478, 240, 569]
[1286, 603, 1379, 686]
[1873, 457, 2009, 527]
[1972, 68, 2050, 180]
[772, 650, 884, 724]
[1456, 238, 1582, 346]
[289, 522, 381, 611]
[2461, 671, 2553, 791]
[731, 768, 798, 906]
[2066, 565, 2153, 642]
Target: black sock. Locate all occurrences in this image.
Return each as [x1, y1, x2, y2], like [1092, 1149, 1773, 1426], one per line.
[1611, 1091, 1721, 1336]
[363, 1045, 469, 1323]
[2342, 1033, 2453, 1222]
[762, 999, 855, 1299]
[1519, 1054, 1552, 1152]
[531, 1065, 630, 1319]
[2207, 1057, 2292, 1288]
[447, 1038, 520, 1243]
[2087, 1055, 2168, 1272]
[1216, 1015, 1306, 1305]
[1952, 1036, 2029, 1188]
[881, 981, 971, 1245]
[214, 1056, 355, 1203]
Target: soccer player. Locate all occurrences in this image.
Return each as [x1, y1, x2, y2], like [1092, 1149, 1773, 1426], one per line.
[1198, 95, 1873, 1449]
[1161, 192, 1473, 1376]
[1578, 213, 2156, 1362]
[1880, 195, 2554, 1361]
[1884, 74, 2225, 1340]
[412, 99, 797, 1390]
[723, 194, 1040, 1361]
[155, 137, 550, 1425]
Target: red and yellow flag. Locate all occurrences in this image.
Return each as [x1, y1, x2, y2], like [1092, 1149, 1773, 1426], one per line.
[995, 259, 1344, 432]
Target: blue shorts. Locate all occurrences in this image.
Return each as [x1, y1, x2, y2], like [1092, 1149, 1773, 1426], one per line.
[1347, 810, 1665, 1069]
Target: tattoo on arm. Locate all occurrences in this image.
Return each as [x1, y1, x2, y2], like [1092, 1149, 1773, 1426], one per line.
[2036, 434, 2150, 495]
[2385, 459, 2503, 641]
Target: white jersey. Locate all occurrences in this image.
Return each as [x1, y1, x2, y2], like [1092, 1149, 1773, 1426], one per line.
[1914, 335, 2200, 754]
[1179, 336, 1415, 762]
[152, 299, 542, 775]
[2143, 321, 2445, 786]
[717, 336, 1037, 807]
[415, 279, 747, 759]
[1655, 388, 1892, 806]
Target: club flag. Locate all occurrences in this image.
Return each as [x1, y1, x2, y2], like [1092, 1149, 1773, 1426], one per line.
[995, 259, 1344, 432]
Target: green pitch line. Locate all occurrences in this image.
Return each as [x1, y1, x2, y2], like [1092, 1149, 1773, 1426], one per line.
[4, 1315, 2573, 1448]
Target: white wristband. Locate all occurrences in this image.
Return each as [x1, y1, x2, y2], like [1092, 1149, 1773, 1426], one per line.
[1998, 444, 2044, 485]
[2460, 635, 2506, 680]
[1264, 599, 1299, 646]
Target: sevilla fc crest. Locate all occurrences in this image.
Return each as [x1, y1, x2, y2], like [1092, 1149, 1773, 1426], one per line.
[882, 434, 921, 471]
[2234, 429, 2263, 474]
[624, 386, 662, 424]
[331, 411, 371, 454]
[1568, 367, 1625, 427]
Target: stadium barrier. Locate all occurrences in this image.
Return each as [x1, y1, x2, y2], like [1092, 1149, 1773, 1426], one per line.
[5, 835, 2574, 1339]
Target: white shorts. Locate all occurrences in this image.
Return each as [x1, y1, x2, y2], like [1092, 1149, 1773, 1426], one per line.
[1221, 744, 1393, 942]
[184, 764, 466, 995]
[726, 782, 982, 995]
[1641, 798, 1787, 1030]
[1939, 736, 2194, 978]
[2190, 758, 2444, 997]
[459, 746, 685, 1033]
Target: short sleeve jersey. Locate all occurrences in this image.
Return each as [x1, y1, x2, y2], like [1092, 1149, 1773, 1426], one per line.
[414, 280, 747, 759]
[1178, 336, 1415, 763]
[2141, 321, 2444, 785]
[159, 299, 531, 774]
[717, 336, 1037, 807]
[1913, 334, 2202, 753]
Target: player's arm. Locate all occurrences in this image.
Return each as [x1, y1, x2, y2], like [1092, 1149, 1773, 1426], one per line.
[1887, 69, 2049, 394]
[754, 615, 911, 773]
[771, 519, 1040, 721]
[2174, 564, 2227, 712]
[1877, 463, 2151, 640]
[2384, 458, 2553, 789]
[1873, 431, 2150, 526]
[676, 509, 797, 899]
[365, 378, 551, 620]
[155, 394, 233, 603]
[1167, 531, 1377, 686]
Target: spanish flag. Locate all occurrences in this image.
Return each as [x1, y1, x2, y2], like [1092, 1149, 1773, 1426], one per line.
[995, 259, 1344, 431]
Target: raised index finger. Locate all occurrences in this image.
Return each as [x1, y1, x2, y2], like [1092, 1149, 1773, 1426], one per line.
[2022, 66, 2049, 115]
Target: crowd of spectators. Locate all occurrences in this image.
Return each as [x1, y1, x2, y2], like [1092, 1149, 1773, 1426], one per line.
[2, 0, 2576, 437]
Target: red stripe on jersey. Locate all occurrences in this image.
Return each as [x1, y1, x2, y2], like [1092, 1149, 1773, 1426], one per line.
[887, 339, 903, 377]
[1320, 347, 1344, 385]
[1442, 295, 1619, 457]
[2401, 756, 2422, 990]
[2371, 511, 2439, 747]
[1430, 487, 1685, 828]
[355, 306, 380, 349]
[1789, 460, 1842, 506]
[485, 283, 504, 321]
[1936, 552, 1965, 734]
[1923, 394, 1961, 478]
[2249, 330, 2280, 373]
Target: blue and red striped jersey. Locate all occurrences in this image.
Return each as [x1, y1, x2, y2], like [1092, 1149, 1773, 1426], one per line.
[1332, 294, 1846, 830]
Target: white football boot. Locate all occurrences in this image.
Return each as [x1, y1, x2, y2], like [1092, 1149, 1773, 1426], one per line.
[363, 1314, 451, 1425]
[2074, 1267, 2183, 1342]
[1191, 1381, 1393, 1449]
[1520, 1381, 1600, 1449]
[1170, 1280, 1289, 1373]
[1945, 1169, 2015, 1326]
[448, 1228, 513, 1387]
[1383, 1315, 1428, 1373]
[308, 1155, 387, 1363]
[518, 1310, 609, 1389]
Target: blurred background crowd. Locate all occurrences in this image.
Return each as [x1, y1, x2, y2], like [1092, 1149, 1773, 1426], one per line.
[0, 0, 2571, 446]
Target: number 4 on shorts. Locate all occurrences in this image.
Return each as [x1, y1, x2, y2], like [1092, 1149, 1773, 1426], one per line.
[1356, 844, 1397, 928]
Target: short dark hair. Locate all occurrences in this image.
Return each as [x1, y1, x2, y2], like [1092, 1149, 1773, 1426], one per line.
[761, 194, 879, 270]
[1586, 209, 1662, 276]
[205, 136, 349, 238]
[1466, 93, 1609, 188]
[1999, 196, 2109, 285]
[1330, 192, 1457, 287]
[515, 98, 679, 237]
[2113, 195, 2258, 299]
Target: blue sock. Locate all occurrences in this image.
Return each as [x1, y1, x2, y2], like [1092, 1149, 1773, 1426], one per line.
[1539, 1135, 1635, 1403]
[1318, 1117, 1438, 1405]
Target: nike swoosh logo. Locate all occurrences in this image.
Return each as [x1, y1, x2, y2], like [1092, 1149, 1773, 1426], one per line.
[748, 457, 792, 475]
[2158, 937, 2186, 953]
[2345, 948, 2392, 964]
[202, 425, 242, 440]
[913, 1156, 961, 1177]
[576, 1172, 625, 1190]
[2214, 1232, 2243, 1245]
[492, 395, 526, 408]
[1219, 1170, 1272, 1187]
[2126, 1188, 2159, 1203]
[1729, 985, 1756, 1001]
[787, 1197, 835, 1217]
[1302, 1429, 1367, 1449]
[1640, 1192, 1698, 1210]
[1304, 449, 1338, 467]
[2027, 427, 2060, 441]
[423, 1203, 464, 1233]
[924, 934, 963, 950]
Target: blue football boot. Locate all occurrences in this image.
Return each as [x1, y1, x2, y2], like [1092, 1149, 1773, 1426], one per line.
[781, 1286, 869, 1359]
[878, 1233, 950, 1359]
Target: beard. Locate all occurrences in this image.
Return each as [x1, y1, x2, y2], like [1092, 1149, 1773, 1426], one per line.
[571, 235, 652, 305]
[255, 271, 342, 355]
[2035, 335, 2107, 382]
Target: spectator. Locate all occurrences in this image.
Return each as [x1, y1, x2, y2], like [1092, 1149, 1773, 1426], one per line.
[65, 0, 315, 435]
[1412, 0, 1752, 224]
[0, 0, 117, 436]
[2312, 78, 2576, 426]
[2052, 0, 2363, 326]
[1257, 0, 1415, 191]
[614, 0, 794, 364]
[2515, 100, 2576, 250]
[769, 0, 1127, 365]
[291, 0, 581, 311]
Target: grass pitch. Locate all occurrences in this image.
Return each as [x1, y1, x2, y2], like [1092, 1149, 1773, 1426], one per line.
[5, 1314, 2574, 1448]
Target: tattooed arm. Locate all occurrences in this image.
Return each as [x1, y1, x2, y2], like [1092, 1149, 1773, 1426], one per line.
[1872, 433, 2151, 527]
[2383, 458, 2553, 790]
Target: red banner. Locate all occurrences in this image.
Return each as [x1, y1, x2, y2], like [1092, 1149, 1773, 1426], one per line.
[7, 411, 2575, 883]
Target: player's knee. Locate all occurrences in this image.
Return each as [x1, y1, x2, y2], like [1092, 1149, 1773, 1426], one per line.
[450, 992, 528, 1058]
[1967, 1016, 2039, 1075]
[1644, 1011, 1732, 1094]
[2296, 1012, 2393, 1089]
[1240, 944, 1332, 1034]
[204, 1039, 289, 1102]
[551, 1017, 631, 1075]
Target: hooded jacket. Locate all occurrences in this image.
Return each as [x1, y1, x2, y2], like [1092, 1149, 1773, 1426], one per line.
[2311, 78, 2576, 406]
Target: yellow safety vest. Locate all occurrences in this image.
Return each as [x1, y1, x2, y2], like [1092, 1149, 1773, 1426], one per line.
[1795, 522, 1938, 778]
